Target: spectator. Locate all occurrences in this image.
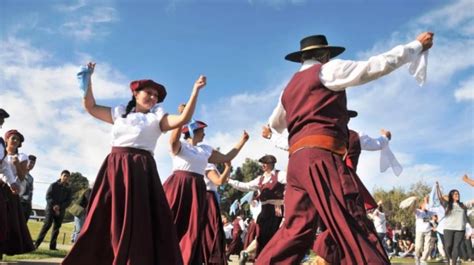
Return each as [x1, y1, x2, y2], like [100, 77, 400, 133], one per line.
[20, 155, 36, 223]
[414, 197, 435, 264]
[460, 222, 473, 262]
[34, 170, 72, 250]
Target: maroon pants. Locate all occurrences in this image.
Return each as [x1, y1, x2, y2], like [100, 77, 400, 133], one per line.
[164, 170, 206, 265]
[256, 148, 389, 265]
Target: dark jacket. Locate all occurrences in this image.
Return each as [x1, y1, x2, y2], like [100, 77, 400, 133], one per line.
[45, 180, 72, 213]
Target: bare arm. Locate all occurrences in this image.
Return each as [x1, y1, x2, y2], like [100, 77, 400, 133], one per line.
[160, 75, 206, 132]
[462, 174, 474, 187]
[206, 162, 231, 186]
[208, 131, 249, 164]
[435, 181, 447, 208]
[82, 62, 113, 124]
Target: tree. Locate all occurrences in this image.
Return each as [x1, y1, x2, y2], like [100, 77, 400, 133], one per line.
[219, 158, 262, 217]
[64, 172, 90, 220]
[372, 180, 432, 230]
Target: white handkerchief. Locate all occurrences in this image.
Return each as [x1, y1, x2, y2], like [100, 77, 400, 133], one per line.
[409, 50, 429, 86]
[380, 145, 403, 176]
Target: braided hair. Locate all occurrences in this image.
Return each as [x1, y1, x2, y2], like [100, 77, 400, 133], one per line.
[122, 96, 136, 118]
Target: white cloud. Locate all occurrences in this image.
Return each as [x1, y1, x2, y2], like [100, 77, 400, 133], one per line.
[60, 7, 119, 41]
[454, 75, 474, 102]
[55, 0, 87, 12]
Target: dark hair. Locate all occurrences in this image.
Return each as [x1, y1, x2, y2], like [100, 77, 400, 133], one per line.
[301, 49, 330, 63]
[445, 189, 465, 216]
[28, 155, 36, 161]
[122, 96, 136, 118]
[61, 170, 71, 176]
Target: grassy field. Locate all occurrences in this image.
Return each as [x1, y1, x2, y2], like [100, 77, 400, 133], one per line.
[1, 220, 74, 261]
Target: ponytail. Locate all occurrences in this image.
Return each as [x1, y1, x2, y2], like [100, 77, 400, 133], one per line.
[122, 96, 136, 118]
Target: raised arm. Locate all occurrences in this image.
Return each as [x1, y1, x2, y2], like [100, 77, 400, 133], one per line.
[82, 62, 113, 124]
[435, 181, 447, 207]
[160, 75, 206, 132]
[208, 131, 249, 164]
[206, 162, 232, 186]
[321, 32, 434, 91]
[462, 174, 474, 187]
[359, 129, 391, 151]
[169, 104, 186, 155]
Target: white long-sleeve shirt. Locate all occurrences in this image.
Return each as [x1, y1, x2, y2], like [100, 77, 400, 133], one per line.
[268, 40, 424, 133]
[228, 170, 287, 192]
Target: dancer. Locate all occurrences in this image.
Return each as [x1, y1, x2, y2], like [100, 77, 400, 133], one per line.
[258, 32, 434, 265]
[164, 115, 249, 265]
[2, 130, 34, 255]
[436, 183, 473, 265]
[227, 154, 286, 260]
[63, 62, 205, 265]
[201, 162, 232, 265]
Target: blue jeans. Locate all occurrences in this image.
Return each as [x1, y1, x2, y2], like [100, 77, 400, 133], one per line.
[72, 214, 85, 243]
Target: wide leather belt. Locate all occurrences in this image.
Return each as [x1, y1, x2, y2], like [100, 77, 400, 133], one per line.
[289, 134, 347, 157]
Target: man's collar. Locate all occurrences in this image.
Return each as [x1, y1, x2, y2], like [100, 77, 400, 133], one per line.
[300, 59, 321, 71]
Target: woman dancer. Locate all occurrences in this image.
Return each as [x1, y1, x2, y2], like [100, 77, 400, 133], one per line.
[201, 162, 231, 264]
[1, 130, 34, 256]
[63, 62, 205, 265]
[436, 182, 473, 265]
[164, 116, 248, 265]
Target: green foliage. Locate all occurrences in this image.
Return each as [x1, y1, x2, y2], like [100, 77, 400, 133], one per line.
[372, 180, 432, 230]
[64, 172, 89, 221]
[219, 158, 262, 218]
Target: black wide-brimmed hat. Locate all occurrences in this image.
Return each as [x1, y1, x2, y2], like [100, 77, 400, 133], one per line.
[0, 108, 9, 118]
[348, 110, 358, 118]
[258, 154, 277, 164]
[285, 35, 345, 63]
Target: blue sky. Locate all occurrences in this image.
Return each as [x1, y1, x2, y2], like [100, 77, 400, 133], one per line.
[1, 0, 473, 208]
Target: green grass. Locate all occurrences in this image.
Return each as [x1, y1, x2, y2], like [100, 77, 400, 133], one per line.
[2, 220, 74, 261]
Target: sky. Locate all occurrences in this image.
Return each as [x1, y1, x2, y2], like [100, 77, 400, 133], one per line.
[1, 0, 473, 208]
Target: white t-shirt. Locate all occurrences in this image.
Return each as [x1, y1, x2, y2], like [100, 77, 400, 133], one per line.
[371, 209, 387, 234]
[111, 104, 166, 154]
[172, 140, 213, 175]
[415, 209, 434, 233]
[204, 163, 218, 192]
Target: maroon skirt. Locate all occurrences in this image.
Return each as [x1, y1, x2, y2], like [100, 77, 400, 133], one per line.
[0, 184, 7, 244]
[62, 147, 183, 265]
[243, 219, 257, 250]
[163, 170, 206, 265]
[201, 191, 227, 265]
[0, 185, 34, 255]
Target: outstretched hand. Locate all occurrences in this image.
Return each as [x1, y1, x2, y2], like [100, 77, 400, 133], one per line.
[193, 75, 206, 91]
[262, 125, 272, 139]
[380, 129, 391, 140]
[87, 62, 96, 74]
[178, 103, 186, 114]
[416, 32, 434, 52]
[241, 130, 250, 142]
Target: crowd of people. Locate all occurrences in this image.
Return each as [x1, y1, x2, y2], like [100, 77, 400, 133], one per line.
[2, 30, 471, 265]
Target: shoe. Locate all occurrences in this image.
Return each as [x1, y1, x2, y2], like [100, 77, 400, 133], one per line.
[239, 251, 248, 265]
[49, 247, 58, 250]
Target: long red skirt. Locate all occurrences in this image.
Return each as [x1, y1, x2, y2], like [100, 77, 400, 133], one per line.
[163, 170, 206, 265]
[256, 148, 389, 265]
[243, 219, 257, 250]
[0, 184, 7, 244]
[201, 191, 227, 265]
[62, 147, 183, 265]
[0, 185, 34, 255]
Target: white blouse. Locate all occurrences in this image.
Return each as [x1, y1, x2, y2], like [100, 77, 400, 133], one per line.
[111, 104, 166, 154]
[172, 140, 213, 175]
[0, 141, 15, 185]
[2, 153, 28, 191]
[204, 163, 218, 192]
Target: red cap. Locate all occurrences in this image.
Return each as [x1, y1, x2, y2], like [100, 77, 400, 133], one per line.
[4, 129, 25, 147]
[181, 120, 207, 134]
[129, 79, 167, 103]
